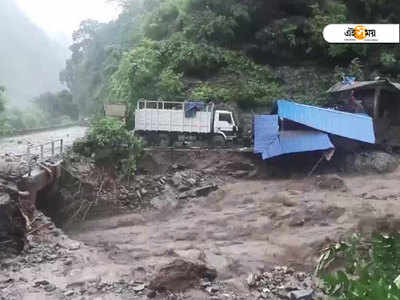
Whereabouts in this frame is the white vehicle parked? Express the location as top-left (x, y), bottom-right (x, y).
top-left (134, 100), bottom-right (238, 146)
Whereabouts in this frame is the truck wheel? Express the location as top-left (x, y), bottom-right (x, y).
top-left (158, 133), bottom-right (170, 147)
top-left (212, 135), bottom-right (226, 147)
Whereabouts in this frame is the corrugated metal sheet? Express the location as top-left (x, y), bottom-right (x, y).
top-left (277, 100), bottom-right (375, 144)
top-left (253, 115), bottom-right (281, 160)
top-left (253, 115), bottom-right (334, 160)
top-left (327, 79), bottom-right (400, 93)
top-left (279, 131), bottom-right (334, 155)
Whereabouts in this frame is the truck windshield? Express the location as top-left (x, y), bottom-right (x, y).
top-left (219, 113), bottom-right (232, 124)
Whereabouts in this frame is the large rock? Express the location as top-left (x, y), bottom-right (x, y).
top-left (0, 192), bottom-right (26, 257)
top-left (315, 175), bottom-right (346, 191)
top-left (149, 259), bottom-right (217, 292)
top-left (346, 151), bottom-right (399, 174)
top-left (178, 184), bottom-right (218, 199)
top-left (0, 158), bottom-right (30, 180)
top-left (289, 289), bottom-right (314, 300)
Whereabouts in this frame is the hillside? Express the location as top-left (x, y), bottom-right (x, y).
top-left (0, 0), bottom-right (68, 106)
top-left (61, 0), bottom-right (400, 116)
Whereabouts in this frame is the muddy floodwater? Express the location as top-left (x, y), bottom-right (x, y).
top-left (0, 126), bottom-right (87, 155)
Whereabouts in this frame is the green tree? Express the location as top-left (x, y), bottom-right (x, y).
top-left (60, 0), bottom-right (400, 117)
top-left (73, 118), bottom-right (143, 176)
top-left (34, 90), bottom-right (79, 121)
top-left (110, 39), bottom-right (165, 105)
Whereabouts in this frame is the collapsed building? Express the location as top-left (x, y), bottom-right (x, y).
top-left (327, 78), bottom-right (400, 146)
top-left (253, 100), bottom-right (376, 162)
top-left (253, 78), bottom-right (400, 161)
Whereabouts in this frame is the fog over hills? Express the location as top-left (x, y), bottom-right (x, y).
top-left (0, 0), bottom-right (69, 106)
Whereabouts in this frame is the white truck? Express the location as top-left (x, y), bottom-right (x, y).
top-left (134, 100), bottom-right (238, 146)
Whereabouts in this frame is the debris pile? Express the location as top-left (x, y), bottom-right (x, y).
top-left (0, 190), bottom-right (26, 259)
top-left (1, 212), bottom-right (74, 268)
top-left (346, 151), bottom-right (399, 174)
top-left (0, 154), bottom-right (30, 180)
top-left (29, 279), bottom-right (148, 299)
top-left (118, 166), bottom-right (218, 206)
top-left (116, 165), bottom-right (221, 209)
top-left (149, 259), bottom-right (217, 295)
top-left (61, 152), bottom-right (227, 222)
top-left (247, 267), bottom-right (320, 300)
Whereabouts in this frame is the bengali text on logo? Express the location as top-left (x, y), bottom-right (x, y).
top-left (323, 24), bottom-right (399, 43)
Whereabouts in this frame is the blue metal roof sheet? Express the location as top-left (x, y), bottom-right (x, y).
top-left (253, 115), bottom-right (281, 159)
top-left (279, 130), bottom-right (334, 155)
top-left (277, 100), bottom-right (376, 144)
top-left (253, 115), bottom-right (334, 160)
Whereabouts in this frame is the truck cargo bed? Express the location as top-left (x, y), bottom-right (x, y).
top-left (135, 100), bottom-right (214, 133)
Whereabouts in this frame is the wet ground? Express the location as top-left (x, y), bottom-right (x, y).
top-left (2, 158), bottom-right (400, 299)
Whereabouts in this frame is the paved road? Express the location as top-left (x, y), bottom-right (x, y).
top-left (0, 126), bottom-right (87, 156)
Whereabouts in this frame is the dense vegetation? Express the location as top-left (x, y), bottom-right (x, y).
top-left (0, 87), bottom-right (78, 136)
top-left (0, 0), bottom-right (71, 136)
top-left (73, 118), bottom-right (143, 177)
top-left (2, 0), bottom-right (400, 135)
top-left (60, 0), bottom-right (400, 117)
top-left (318, 233), bottom-right (400, 299)
top-left (34, 90), bottom-right (79, 122)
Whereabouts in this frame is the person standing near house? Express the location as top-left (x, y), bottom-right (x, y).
top-left (346, 90), bottom-right (366, 114)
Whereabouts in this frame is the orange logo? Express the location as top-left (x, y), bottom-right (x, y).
top-left (354, 25), bottom-right (367, 40)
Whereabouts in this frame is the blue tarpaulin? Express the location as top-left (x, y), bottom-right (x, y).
top-left (185, 102), bottom-right (205, 118)
top-left (253, 115), bottom-right (334, 160)
top-left (343, 76), bottom-right (356, 85)
top-left (277, 100), bottom-right (376, 144)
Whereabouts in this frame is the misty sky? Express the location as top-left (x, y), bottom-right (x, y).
top-left (15, 0), bottom-right (120, 36)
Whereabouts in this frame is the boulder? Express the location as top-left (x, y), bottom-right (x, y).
top-left (346, 151), bottom-right (399, 174)
top-left (170, 173), bottom-right (183, 187)
top-left (178, 184), bottom-right (218, 199)
top-left (289, 289), bottom-right (314, 300)
top-left (149, 259), bottom-right (217, 292)
top-left (222, 162), bottom-right (254, 172)
top-left (269, 192), bottom-right (297, 207)
top-left (0, 192), bottom-right (26, 257)
top-left (315, 175), bottom-right (346, 191)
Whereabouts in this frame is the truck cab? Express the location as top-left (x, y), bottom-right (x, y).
top-left (213, 110), bottom-right (238, 141)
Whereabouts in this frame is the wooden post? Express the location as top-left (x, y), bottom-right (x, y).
top-left (373, 87), bottom-right (382, 119)
top-left (60, 139), bottom-right (64, 154)
top-left (40, 145), bottom-right (44, 160)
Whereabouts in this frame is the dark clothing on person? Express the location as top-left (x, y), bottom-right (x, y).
top-left (345, 94), bottom-right (366, 114)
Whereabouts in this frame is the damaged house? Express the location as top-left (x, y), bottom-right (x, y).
top-left (254, 78), bottom-right (400, 161)
top-left (327, 78), bottom-right (400, 146)
top-left (253, 100), bottom-right (376, 162)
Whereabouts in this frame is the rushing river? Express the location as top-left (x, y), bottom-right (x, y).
top-left (0, 126), bottom-right (87, 155)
